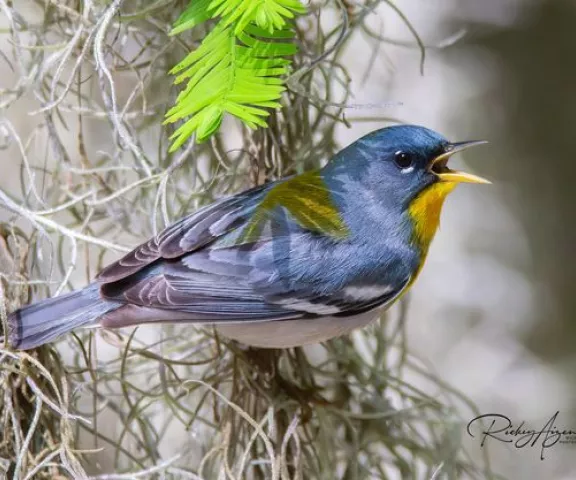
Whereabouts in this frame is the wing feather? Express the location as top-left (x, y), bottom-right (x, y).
top-left (96, 183), bottom-right (270, 283)
top-left (101, 233), bottom-right (411, 322)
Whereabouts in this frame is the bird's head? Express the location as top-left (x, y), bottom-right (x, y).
top-left (322, 125), bottom-right (489, 249)
top-left (326, 125), bottom-right (489, 203)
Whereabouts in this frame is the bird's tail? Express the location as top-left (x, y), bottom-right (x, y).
top-left (6, 283), bottom-right (121, 350)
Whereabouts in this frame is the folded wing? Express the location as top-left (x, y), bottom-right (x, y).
top-left (96, 178), bottom-right (411, 327)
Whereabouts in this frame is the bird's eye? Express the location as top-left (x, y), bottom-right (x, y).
top-left (394, 151), bottom-right (414, 172)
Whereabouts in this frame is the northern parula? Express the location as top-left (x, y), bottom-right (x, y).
top-left (7, 125), bottom-right (489, 350)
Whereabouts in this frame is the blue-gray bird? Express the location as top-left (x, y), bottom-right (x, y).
top-left (7, 125), bottom-right (489, 350)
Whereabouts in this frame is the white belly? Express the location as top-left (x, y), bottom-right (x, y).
top-left (216, 310), bottom-right (379, 348)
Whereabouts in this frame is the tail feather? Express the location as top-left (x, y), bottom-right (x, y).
top-left (7, 283), bottom-right (121, 350)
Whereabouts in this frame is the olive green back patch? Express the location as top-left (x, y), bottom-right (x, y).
top-left (235, 171), bottom-right (349, 245)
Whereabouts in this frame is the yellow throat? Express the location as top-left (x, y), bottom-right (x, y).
top-left (407, 181), bottom-right (457, 254)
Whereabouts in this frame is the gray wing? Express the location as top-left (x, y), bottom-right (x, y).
top-left (99, 221), bottom-right (411, 324)
top-left (97, 182), bottom-right (271, 283)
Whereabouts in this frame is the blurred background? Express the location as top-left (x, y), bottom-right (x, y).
top-left (335, 0), bottom-right (576, 477)
top-left (2, 0), bottom-right (576, 478)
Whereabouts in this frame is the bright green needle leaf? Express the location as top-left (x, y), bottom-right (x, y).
top-left (166, 0), bottom-right (305, 149)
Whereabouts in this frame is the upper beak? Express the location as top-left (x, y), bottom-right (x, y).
top-left (430, 140), bottom-right (491, 184)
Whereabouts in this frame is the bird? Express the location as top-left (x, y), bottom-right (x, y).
top-left (6, 125), bottom-right (489, 351)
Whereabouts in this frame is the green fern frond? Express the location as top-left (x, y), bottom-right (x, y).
top-left (166, 0), bottom-right (304, 150)
top-left (210, 0), bottom-right (306, 34)
top-left (170, 0), bottom-right (214, 35)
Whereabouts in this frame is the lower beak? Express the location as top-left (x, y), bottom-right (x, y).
top-left (437, 170), bottom-right (491, 184)
top-left (431, 140), bottom-right (491, 184)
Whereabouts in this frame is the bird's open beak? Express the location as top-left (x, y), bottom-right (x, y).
top-left (429, 140), bottom-right (491, 184)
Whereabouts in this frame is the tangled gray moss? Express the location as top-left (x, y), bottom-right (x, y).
top-left (0, 1), bottom-right (498, 479)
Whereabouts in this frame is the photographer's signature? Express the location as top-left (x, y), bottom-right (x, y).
top-left (467, 412), bottom-right (576, 460)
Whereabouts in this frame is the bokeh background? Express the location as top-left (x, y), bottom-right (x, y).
top-left (2, 0), bottom-right (576, 478)
top-left (335, 0), bottom-right (576, 477)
